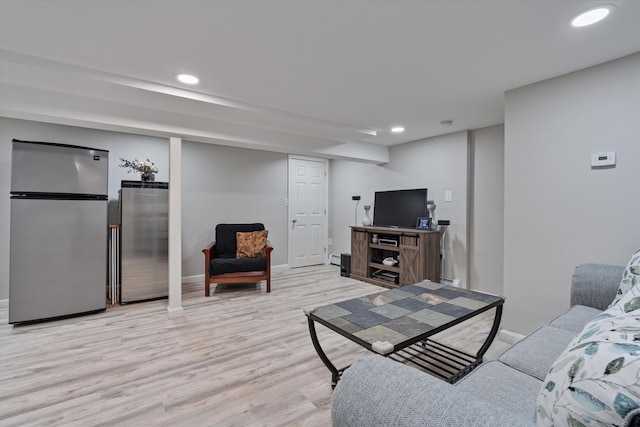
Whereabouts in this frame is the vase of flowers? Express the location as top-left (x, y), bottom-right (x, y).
top-left (119, 157), bottom-right (158, 182)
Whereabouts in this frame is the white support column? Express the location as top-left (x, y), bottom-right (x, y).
top-left (167, 136), bottom-right (184, 318)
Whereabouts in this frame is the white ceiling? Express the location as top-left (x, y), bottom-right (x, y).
top-left (1, 0), bottom-right (639, 162)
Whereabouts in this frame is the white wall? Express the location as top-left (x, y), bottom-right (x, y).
top-left (181, 141), bottom-right (288, 279)
top-left (503, 53), bottom-right (640, 335)
top-left (329, 131), bottom-right (471, 286)
top-left (0, 118), bottom-right (290, 300)
top-left (469, 125), bottom-right (504, 296)
top-left (328, 160), bottom-right (377, 257)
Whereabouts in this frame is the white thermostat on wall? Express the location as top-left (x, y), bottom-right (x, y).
top-left (591, 152), bottom-right (616, 168)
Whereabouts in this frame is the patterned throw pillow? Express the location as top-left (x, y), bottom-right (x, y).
top-left (609, 249), bottom-right (640, 308)
top-left (535, 285), bottom-right (640, 426)
top-left (236, 230), bottom-right (268, 258)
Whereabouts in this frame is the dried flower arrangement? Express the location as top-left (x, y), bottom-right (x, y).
top-left (119, 158), bottom-right (158, 174)
top-left (119, 158), bottom-right (158, 181)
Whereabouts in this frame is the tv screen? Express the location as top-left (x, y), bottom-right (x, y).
top-left (373, 188), bottom-right (428, 228)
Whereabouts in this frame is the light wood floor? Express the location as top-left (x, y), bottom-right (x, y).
top-left (0, 265), bottom-right (509, 427)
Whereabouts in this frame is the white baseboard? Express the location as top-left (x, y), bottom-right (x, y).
top-left (182, 274), bottom-right (204, 284)
top-left (272, 264), bottom-right (289, 273)
top-left (0, 299), bottom-right (7, 309)
top-left (499, 329), bottom-right (525, 345)
top-left (166, 306), bottom-right (184, 318)
top-left (328, 253), bottom-right (341, 265)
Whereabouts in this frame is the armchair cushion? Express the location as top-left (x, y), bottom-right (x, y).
top-left (210, 257), bottom-right (267, 276)
top-left (236, 230), bottom-right (268, 258)
top-left (215, 223), bottom-right (265, 258)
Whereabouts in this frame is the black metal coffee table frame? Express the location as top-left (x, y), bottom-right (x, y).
top-left (306, 284), bottom-right (504, 388)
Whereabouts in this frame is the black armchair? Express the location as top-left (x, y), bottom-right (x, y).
top-left (202, 223), bottom-right (273, 297)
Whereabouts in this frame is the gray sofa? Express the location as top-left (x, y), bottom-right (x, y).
top-left (331, 263), bottom-right (640, 426)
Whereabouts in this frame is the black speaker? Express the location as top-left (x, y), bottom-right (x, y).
top-left (340, 253), bottom-right (351, 277)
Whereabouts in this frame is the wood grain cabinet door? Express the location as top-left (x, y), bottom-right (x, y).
top-left (350, 229), bottom-right (368, 277)
top-left (398, 235), bottom-right (420, 285)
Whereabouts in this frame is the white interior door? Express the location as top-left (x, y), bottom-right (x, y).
top-left (288, 156), bottom-right (328, 268)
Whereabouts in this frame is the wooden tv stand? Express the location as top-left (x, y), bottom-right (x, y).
top-left (350, 226), bottom-right (441, 288)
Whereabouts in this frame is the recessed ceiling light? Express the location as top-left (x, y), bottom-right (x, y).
top-left (176, 74), bottom-right (199, 85)
top-left (391, 126), bottom-right (405, 133)
top-left (570, 5), bottom-right (613, 27)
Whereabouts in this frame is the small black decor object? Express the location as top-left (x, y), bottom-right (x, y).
top-left (416, 217), bottom-right (431, 230)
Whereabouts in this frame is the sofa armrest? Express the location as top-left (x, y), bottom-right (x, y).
top-left (331, 355), bottom-right (532, 427)
top-left (570, 263), bottom-right (624, 310)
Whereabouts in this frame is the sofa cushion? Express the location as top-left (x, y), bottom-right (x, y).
top-left (209, 257), bottom-right (267, 276)
top-left (609, 249), bottom-right (640, 308)
top-left (549, 305), bottom-right (602, 333)
top-left (498, 326), bottom-right (576, 380)
top-left (236, 230), bottom-right (268, 258)
top-left (536, 285), bottom-right (640, 426)
top-left (332, 355), bottom-right (533, 427)
top-left (215, 223), bottom-right (265, 258)
top-left (456, 360), bottom-right (542, 421)
top-left (571, 263), bottom-right (625, 311)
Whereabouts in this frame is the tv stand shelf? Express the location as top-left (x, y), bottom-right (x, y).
top-left (370, 243), bottom-right (400, 251)
top-left (350, 226), bottom-right (441, 288)
top-left (369, 262), bottom-right (400, 273)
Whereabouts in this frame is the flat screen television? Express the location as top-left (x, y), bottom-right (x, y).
top-left (373, 188), bottom-right (428, 228)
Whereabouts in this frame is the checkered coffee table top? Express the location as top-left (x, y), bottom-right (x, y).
top-left (309, 281), bottom-right (503, 349)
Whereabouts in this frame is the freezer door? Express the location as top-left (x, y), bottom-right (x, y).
top-left (9, 198), bottom-right (107, 323)
top-left (120, 187), bottom-right (169, 302)
top-left (11, 140), bottom-right (108, 195)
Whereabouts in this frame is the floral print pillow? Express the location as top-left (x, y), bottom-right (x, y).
top-left (609, 249), bottom-right (640, 308)
top-left (236, 230), bottom-right (268, 258)
top-left (535, 285), bottom-right (640, 426)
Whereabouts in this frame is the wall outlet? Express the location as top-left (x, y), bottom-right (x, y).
top-left (452, 279), bottom-right (461, 287)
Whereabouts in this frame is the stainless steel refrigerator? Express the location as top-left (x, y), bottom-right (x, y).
top-left (9, 140), bottom-right (108, 324)
top-left (119, 181), bottom-right (169, 303)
